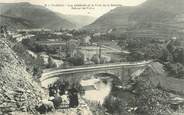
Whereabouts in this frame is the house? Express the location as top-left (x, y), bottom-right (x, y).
top-left (17, 28), bottom-right (51, 34)
top-left (48, 57), bottom-right (64, 68)
top-left (38, 52), bottom-right (49, 65)
top-left (27, 50), bottom-right (37, 59)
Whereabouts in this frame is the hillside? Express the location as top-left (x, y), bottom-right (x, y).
top-left (0, 37), bottom-right (43, 114)
top-left (84, 7), bottom-right (135, 32)
top-left (0, 2), bottom-right (76, 30)
top-left (84, 0), bottom-right (184, 36)
top-left (0, 15), bottom-right (36, 30)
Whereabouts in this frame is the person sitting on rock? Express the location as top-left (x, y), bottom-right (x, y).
top-left (58, 83), bottom-right (65, 95)
top-left (35, 99), bottom-right (55, 114)
top-left (50, 93), bottom-right (62, 109)
top-left (48, 84), bottom-right (57, 97)
top-left (61, 91), bottom-right (70, 108)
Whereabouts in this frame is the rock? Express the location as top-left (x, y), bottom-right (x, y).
top-left (0, 37), bottom-right (43, 114)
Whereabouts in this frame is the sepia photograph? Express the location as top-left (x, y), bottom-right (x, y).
top-left (0, 0), bottom-right (184, 115)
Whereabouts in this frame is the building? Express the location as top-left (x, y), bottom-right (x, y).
top-left (17, 28), bottom-right (51, 34)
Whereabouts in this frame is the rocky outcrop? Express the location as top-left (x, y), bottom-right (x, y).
top-left (0, 37), bottom-right (43, 114)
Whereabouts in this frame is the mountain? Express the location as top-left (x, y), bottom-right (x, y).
top-left (56, 13), bottom-right (96, 28)
top-left (0, 2), bottom-right (76, 30)
top-left (84, 0), bottom-right (184, 36)
top-left (84, 7), bottom-right (135, 32)
top-left (0, 15), bottom-right (36, 30)
top-left (129, 0), bottom-right (184, 24)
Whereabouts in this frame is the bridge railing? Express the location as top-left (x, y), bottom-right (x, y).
top-left (43, 60), bottom-right (153, 73)
top-left (40, 60), bottom-right (153, 80)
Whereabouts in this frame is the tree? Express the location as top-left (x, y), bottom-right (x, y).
top-left (22, 39), bottom-right (41, 52)
top-left (143, 44), bottom-right (163, 60)
top-left (103, 95), bottom-right (130, 115)
top-left (61, 33), bottom-right (73, 57)
top-left (173, 48), bottom-right (184, 64)
top-left (67, 50), bottom-right (84, 66)
top-left (91, 54), bottom-right (101, 64)
top-left (164, 63), bottom-right (184, 78)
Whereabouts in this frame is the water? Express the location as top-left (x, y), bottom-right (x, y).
top-left (80, 77), bottom-right (112, 104)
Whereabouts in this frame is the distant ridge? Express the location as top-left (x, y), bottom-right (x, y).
top-left (84, 0), bottom-right (184, 38)
top-left (56, 12), bottom-right (96, 28)
top-left (0, 2), bottom-right (76, 30)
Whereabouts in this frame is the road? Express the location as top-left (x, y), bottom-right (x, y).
top-left (35, 41), bottom-right (130, 53)
top-left (40, 60), bottom-right (152, 82)
top-left (35, 41), bottom-right (66, 46)
top-left (92, 43), bottom-right (130, 54)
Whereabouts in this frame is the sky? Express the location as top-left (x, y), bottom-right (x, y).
top-left (0, 0), bottom-right (147, 17)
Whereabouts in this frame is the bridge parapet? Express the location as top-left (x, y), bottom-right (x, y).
top-left (40, 60), bottom-right (153, 82)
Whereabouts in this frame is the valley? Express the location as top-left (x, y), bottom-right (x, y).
top-left (0, 0), bottom-right (184, 115)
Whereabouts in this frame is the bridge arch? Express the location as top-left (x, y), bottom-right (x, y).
top-left (94, 72), bottom-right (121, 80)
top-left (40, 61), bottom-right (152, 88)
top-left (94, 73), bottom-right (122, 85)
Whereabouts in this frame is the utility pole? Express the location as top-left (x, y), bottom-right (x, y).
top-left (99, 43), bottom-right (102, 59)
top-left (59, 45), bottom-right (62, 59)
top-left (59, 35), bottom-right (62, 59)
top-left (98, 34), bottom-right (102, 59)
top-left (65, 37), bottom-right (69, 57)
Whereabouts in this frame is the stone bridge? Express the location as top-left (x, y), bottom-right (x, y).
top-left (40, 60), bottom-right (152, 87)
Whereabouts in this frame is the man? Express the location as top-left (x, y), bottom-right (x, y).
top-left (51, 93), bottom-right (62, 109)
top-left (69, 86), bottom-right (79, 108)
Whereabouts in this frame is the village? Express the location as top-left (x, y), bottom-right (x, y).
top-left (0, 0), bottom-right (184, 115)
top-left (0, 26), bottom-right (129, 114)
top-left (1, 22), bottom-right (184, 115)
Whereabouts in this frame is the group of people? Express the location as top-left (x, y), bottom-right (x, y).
top-left (36, 81), bottom-right (80, 114)
top-left (48, 82), bottom-right (79, 108)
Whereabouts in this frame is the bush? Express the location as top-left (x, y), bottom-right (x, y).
top-left (103, 95), bottom-right (128, 114)
top-left (134, 70), bottom-right (171, 115)
top-left (68, 56), bottom-right (84, 66)
top-left (67, 50), bottom-right (84, 66)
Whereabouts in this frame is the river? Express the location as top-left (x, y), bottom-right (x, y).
top-left (80, 77), bottom-right (113, 104)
